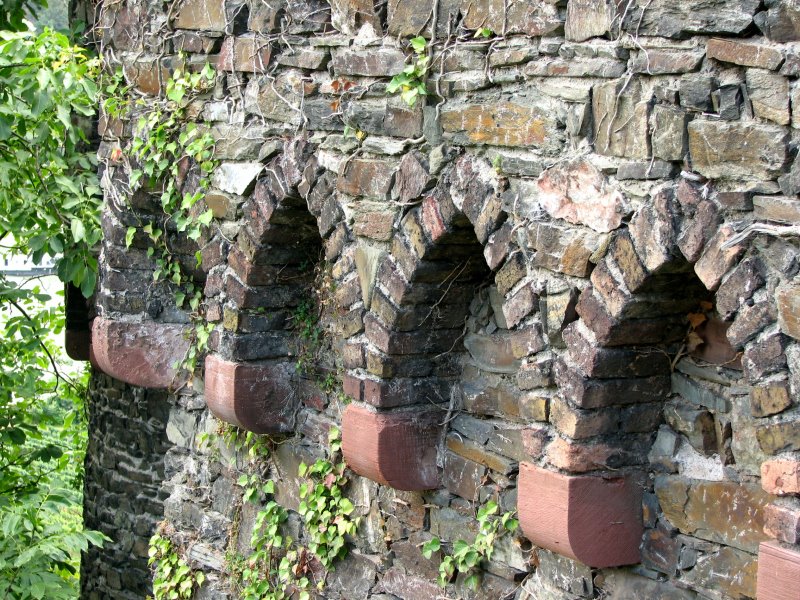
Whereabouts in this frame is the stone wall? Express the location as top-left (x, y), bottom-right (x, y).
top-left (83, 0), bottom-right (800, 598)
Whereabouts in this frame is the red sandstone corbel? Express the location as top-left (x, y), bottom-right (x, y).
top-left (204, 354), bottom-right (296, 434)
top-left (517, 462), bottom-right (643, 568)
top-left (342, 403), bottom-right (442, 491)
top-left (91, 317), bottom-right (191, 389)
top-left (757, 541), bottom-right (800, 600)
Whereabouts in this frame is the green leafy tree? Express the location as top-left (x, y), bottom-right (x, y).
top-left (0, 20), bottom-right (107, 600)
top-left (0, 25), bottom-right (102, 297)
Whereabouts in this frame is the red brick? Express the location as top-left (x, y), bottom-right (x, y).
top-left (342, 404), bottom-right (441, 490)
top-left (518, 463), bottom-right (643, 567)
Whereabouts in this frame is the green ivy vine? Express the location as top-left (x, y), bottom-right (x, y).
top-left (423, 500), bottom-right (518, 589)
top-left (148, 533), bottom-right (205, 600)
top-left (106, 64), bottom-right (218, 372)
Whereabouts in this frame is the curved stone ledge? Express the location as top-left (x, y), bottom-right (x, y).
top-left (204, 354), bottom-right (296, 434)
top-left (757, 541), bottom-right (800, 600)
top-left (91, 317), bottom-right (191, 389)
top-left (518, 462), bottom-right (643, 568)
top-left (342, 403), bottom-right (441, 491)
top-left (65, 329), bottom-right (91, 362)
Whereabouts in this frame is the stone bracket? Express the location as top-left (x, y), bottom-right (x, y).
top-left (204, 354), bottom-right (297, 434)
top-left (518, 462), bottom-right (643, 568)
top-left (757, 541), bottom-right (800, 600)
top-left (342, 403), bottom-right (442, 491)
top-left (91, 317), bottom-right (191, 389)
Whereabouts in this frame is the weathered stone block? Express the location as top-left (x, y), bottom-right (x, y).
top-left (337, 158), bottom-right (396, 199)
top-left (462, 0), bottom-right (562, 37)
top-left (441, 102), bottom-right (563, 152)
top-left (762, 460), bottom-right (800, 496)
top-left (91, 318), bottom-right (191, 389)
top-left (764, 503), bottom-right (800, 544)
top-left (651, 105), bottom-right (690, 162)
top-left (756, 0), bottom-right (800, 42)
top-left (747, 69), bottom-right (791, 125)
top-left (518, 463), bottom-right (643, 567)
top-left (778, 283), bottom-right (800, 341)
top-left (688, 120), bottom-right (788, 180)
top-left (655, 476), bottom-right (770, 553)
top-left (342, 404), bottom-right (441, 490)
top-left (751, 384), bottom-right (793, 418)
top-left (331, 48), bottom-right (406, 77)
top-left (593, 78), bottom-right (650, 159)
top-left (565, 0), bottom-right (618, 42)
top-left (707, 37), bottom-right (784, 70)
top-left (629, 0), bottom-right (760, 39)
top-left (174, 0), bottom-right (227, 31)
top-left (527, 221), bottom-right (604, 277)
top-left (218, 35), bottom-right (272, 73)
top-left (555, 361), bottom-right (671, 409)
top-left (537, 158), bottom-right (626, 233)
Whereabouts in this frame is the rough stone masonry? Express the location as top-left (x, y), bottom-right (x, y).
top-left (80, 0), bottom-right (800, 598)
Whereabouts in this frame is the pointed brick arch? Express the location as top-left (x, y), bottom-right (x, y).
top-left (342, 154), bottom-right (510, 490)
top-left (518, 178), bottom-right (773, 568)
top-left (204, 137), bottom-right (341, 434)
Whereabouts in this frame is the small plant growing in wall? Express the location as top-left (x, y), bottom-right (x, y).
top-left (297, 426), bottom-right (358, 571)
top-left (148, 532), bottom-right (205, 599)
top-left (423, 500), bottom-right (518, 589)
top-left (387, 36), bottom-right (429, 107)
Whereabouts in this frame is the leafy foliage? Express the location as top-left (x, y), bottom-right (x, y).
top-left (227, 427), bottom-right (358, 600)
top-left (0, 19), bottom-right (108, 599)
top-left (387, 36), bottom-right (429, 107)
top-left (148, 533), bottom-right (205, 600)
top-left (0, 277), bottom-right (107, 598)
top-left (297, 427), bottom-right (358, 571)
top-left (0, 26), bottom-right (102, 297)
top-left (423, 500), bottom-right (518, 589)
top-left (111, 65), bottom-right (217, 371)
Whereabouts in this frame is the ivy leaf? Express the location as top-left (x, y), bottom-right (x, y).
top-left (409, 36), bottom-right (426, 53)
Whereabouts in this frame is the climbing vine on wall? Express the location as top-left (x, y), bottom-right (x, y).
top-left (107, 64), bottom-right (217, 372)
top-left (224, 426), bottom-right (358, 600)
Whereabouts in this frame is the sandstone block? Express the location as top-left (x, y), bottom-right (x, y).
top-left (337, 158), bottom-right (396, 199)
top-left (91, 318), bottom-right (191, 389)
top-left (757, 541), bottom-right (800, 600)
top-left (694, 225), bottom-right (745, 291)
top-left (204, 355), bottom-right (296, 433)
top-left (518, 463), bottom-right (643, 567)
top-left (342, 404), bottom-right (441, 490)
